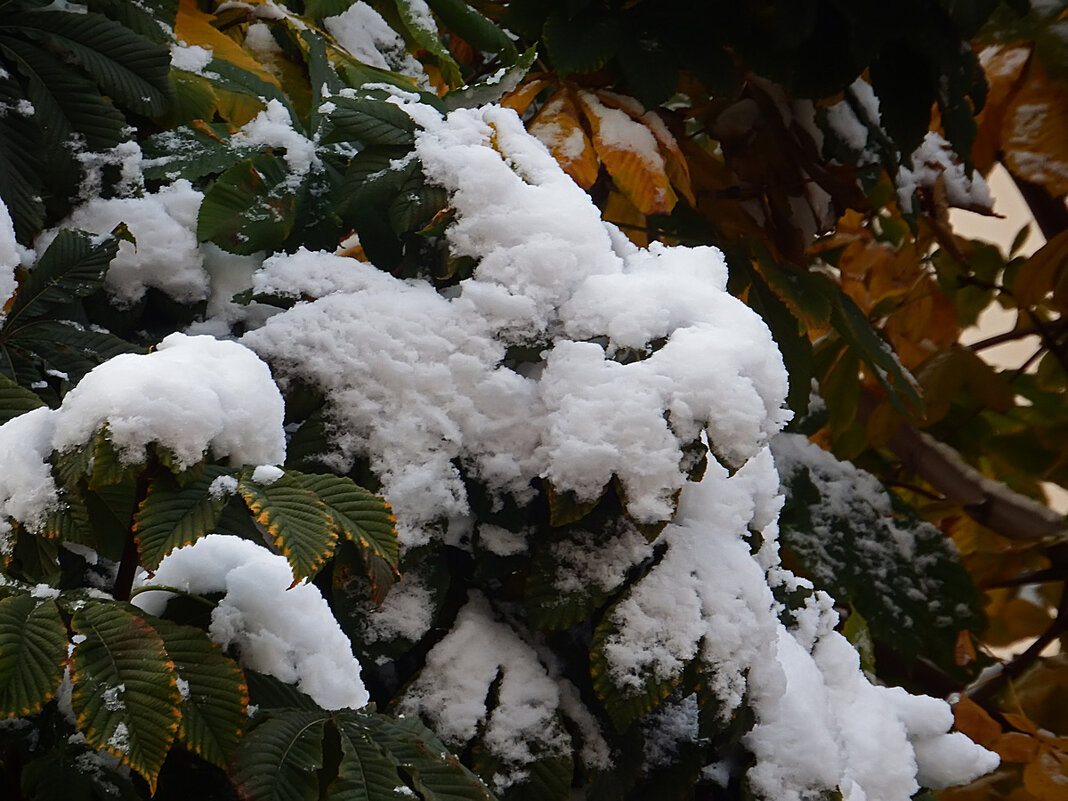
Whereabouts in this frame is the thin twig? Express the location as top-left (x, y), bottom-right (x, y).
top-left (968, 582), bottom-right (1068, 704)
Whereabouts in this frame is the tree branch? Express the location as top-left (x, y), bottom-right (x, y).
top-left (877, 407), bottom-right (1067, 542)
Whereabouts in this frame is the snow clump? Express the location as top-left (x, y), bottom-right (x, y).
top-left (0, 334), bottom-right (285, 551)
top-left (133, 534), bottom-right (369, 710)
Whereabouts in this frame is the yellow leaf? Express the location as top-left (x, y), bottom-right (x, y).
top-left (1002, 59), bottom-right (1068, 198)
top-left (501, 76), bottom-right (552, 116)
top-left (174, 0), bottom-right (281, 91)
top-left (529, 89), bottom-right (600, 189)
top-left (594, 90), bottom-right (695, 206)
top-left (577, 90), bottom-right (677, 215)
top-left (602, 190), bottom-right (647, 247)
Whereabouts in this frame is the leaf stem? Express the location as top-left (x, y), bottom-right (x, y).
top-left (112, 468), bottom-right (156, 602)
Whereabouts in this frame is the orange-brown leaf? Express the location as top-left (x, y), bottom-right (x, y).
top-left (1002, 58), bottom-right (1068, 198)
top-left (577, 91), bottom-right (677, 215)
top-left (953, 695), bottom-right (1003, 748)
top-left (997, 731), bottom-right (1041, 763)
top-left (1023, 744), bottom-right (1068, 801)
top-left (602, 190), bottom-right (647, 247)
top-left (529, 89), bottom-right (600, 189)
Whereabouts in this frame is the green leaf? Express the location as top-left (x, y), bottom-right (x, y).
top-left (142, 122), bottom-right (243, 183)
top-left (19, 732), bottom-right (141, 801)
top-left (5, 228), bottom-right (116, 325)
top-left (231, 709), bottom-right (328, 801)
top-left (590, 600), bottom-right (684, 731)
top-left (293, 472), bottom-right (399, 602)
top-left (0, 32), bottom-right (126, 151)
top-left (0, 594), bottom-right (67, 718)
top-left (442, 46), bottom-right (536, 110)
top-left (197, 153), bottom-right (299, 255)
top-left (88, 425), bottom-right (139, 490)
top-left (42, 490), bottom-right (94, 547)
top-left (151, 618), bottom-right (248, 771)
top-left (393, 0), bottom-right (462, 87)
top-left (327, 714), bottom-right (411, 800)
top-left (820, 279), bottom-right (923, 415)
top-left (23, 10), bottom-right (172, 117)
top-left (774, 433), bottom-right (984, 677)
top-left (361, 712), bottom-right (498, 801)
top-left (304, 0), bottom-right (354, 18)
top-left (0, 371), bottom-right (44, 425)
top-left (0, 76), bottom-right (45, 243)
top-left (86, 0), bottom-right (178, 45)
top-left (425, 0), bottom-right (517, 62)
top-left (0, 319), bottom-right (137, 392)
top-left (133, 466), bottom-right (234, 571)
top-left (238, 469), bottom-right (336, 581)
top-left (325, 96), bottom-right (415, 147)
top-left (70, 602), bottom-right (181, 790)
top-left (542, 7), bottom-right (623, 75)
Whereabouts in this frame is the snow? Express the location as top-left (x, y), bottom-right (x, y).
top-left (0, 199), bottom-right (20, 320)
top-left (324, 2), bottom-right (424, 78)
top-left (35, 180), bottom-right (209, 307)
top-left (208, 474), bottom-right (239, 499)
top-left (244, 105), bottom-right (789, 544)
top-left (898, 132), bottom-right (993, 214)
top-left (133, 534), bottom-right (369, 710)
top-left (397, 592), bottom-right (570, 791)
top-left (170, 42), bottom-right (213, 75)
top-left (50, 333), bottom-right (285, 469)
top-left (234, 100), bottom-right (319, 188)
top-left (250, 464), bottom-right (284, 485)
top-left (360, 572), bottom-right (433, 644)
top-left (0, 408), bottom-right (60, 550)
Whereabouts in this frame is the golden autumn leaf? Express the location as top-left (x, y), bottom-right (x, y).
top-left (501, 76), bottom-right (553, 116)
top-left (174, 0), bottom-right (281, 90)
top-left (529, 89), bottom-right (600, 189)
top-left (577, 90), bottom-right (678, 215)
top-left (602, 190), bottom-right (647, 247)
top-left (1002, 59), bottom-right (1068, 199)
top-left (595, 90), bottom-right (696, 206)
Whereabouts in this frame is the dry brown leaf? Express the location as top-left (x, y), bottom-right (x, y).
top-left (954, 695), bottom-right (1003, 748)
top-left (997, 732), bottom-right (1041, 763)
